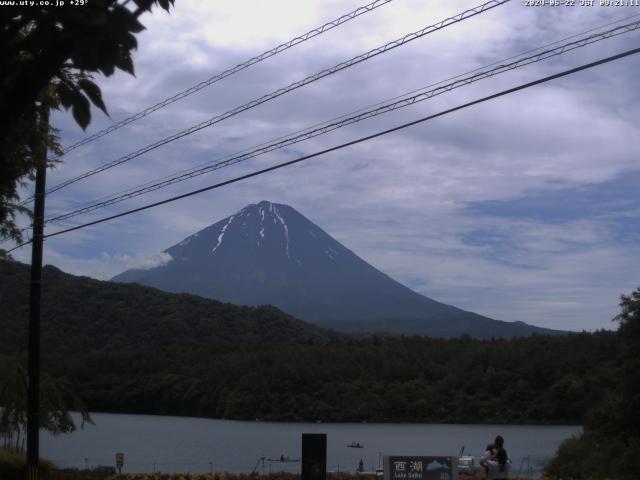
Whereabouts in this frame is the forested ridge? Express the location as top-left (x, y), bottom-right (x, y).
top-left (2, 258), bottom-right (638, 477)
top-left (0, 259), bottom-right (623, 424)
top-left (32, 331), bottom-right (619, 424)
top-left (0, 260), bottom-right (337, 355)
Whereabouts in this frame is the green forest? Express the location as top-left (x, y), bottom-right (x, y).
top-left (1, 327), bottom-right (637, 478)
top-left (34, 332), bottom-right (618, 425)
top-left (1, 258), bottom-right (639, 478)
top-left (0, 260), bottom-right (337, 357)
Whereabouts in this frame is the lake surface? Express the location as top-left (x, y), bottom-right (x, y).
top-left (42, 413), bottom-right (580, 477)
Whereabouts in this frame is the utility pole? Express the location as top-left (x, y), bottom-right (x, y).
top-left (26, 106), bottom-right (48, 480)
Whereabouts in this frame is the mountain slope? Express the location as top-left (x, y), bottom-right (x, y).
top-left (0, 259), bottom-right (337, 355)
top-left (113, 201), bottom-right (560, 338)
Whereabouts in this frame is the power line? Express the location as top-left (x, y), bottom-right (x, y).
top-left (5, 45), bottom-right (635, 253)
top-left (43, 19), bottom-right (640, 225)
top-left (37, 12), bottom-right (640, 218)
top-left (56, 0), bottom-right (394, 157)
top-left (50, 12), bottom-right (640, 217)
top-left (33, 0), bottom-right (510, 201)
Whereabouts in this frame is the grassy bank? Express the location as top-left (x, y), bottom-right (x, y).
top-left (0, 452), bottom-right (578, 480)
top-left (0, 449), bottom-right (55, 480)
top-left (0, 466), bottom-right (381, 480)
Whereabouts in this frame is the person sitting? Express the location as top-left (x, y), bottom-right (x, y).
top-left (479, 442), bottom-right (495, 476)
top-left (486, 435), bottom-right (511, 480)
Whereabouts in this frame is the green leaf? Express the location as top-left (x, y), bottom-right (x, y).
top-left (113, 5), bottom-right (146, 33)
top-left (133, 0), bottom-right (155, 12)
top-left (115, 53), bottom-right (135, 76)
top-left (124, 12), bottom-right (145, 34)
top-left (55, 83), bottom-right (75, 110)
top-left (71, 92), bottom-right (91, 130)
top-left (97, 49), bottom-right (117, 76)
top-left (78, 78), bottom-right (108, 116)
top-left (90, 11), bottom-right (108, 27)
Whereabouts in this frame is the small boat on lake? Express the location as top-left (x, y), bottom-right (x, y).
top-left (347, 441), bottom-right (364, 448)
top-left (267, 455), bottom-right (300, 463)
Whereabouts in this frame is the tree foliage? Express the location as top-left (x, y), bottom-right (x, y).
top-left (0, 361), bottom-right (92, 453)
top-left (0, 0), bottom-right (175, 244)
top-left (0, 259), bottom-right (625, 426)
top-left (32, 331), bottom-right (619, 425)
top-left (0, 260), bottom-right (336, 356)
top-left (546, 287), bottom-right (640, 480)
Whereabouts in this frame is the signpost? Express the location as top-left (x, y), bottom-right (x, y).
top-left (383, 456), bottom-right (456, 480)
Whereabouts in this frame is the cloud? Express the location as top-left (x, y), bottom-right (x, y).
top-left (129, 251), bottom-right (174, 270)
top-left (7, 0), bottom-right (639, 332)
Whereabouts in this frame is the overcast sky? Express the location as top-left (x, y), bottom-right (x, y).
top-left (6, 0), bottom-right (640, 331)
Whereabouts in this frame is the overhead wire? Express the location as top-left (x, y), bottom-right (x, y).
top-left (55, 0), bottom-right (395, 157)
top-left (42, 18), bottom-right (640, 225)
top-left (51, 12), bottom-right (640, 215)
top-left (31, 0), bottom-right (511, 201)
top-left (12, 11), bottom-right (640, 238)
top-left (8, 45), bottom-right (638, 253)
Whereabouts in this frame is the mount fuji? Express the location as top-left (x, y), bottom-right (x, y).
top-left (112, 201), bottom-right (559, 338)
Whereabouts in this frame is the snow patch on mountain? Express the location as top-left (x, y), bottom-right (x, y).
top-left (273, 206), bottom-right (290, 259)
top-left (212, 215), bottom-right (235, 254)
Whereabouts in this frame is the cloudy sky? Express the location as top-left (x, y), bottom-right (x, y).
top-left (6, 0), bottom-right (640, 331)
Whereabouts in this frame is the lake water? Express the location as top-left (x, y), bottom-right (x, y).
top-left (42, 413), bottom-right (581, 477)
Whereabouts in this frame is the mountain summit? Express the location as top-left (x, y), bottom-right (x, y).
top-left (112, 201), bottom-right (558, 338)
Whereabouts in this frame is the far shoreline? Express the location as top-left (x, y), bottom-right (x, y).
top-left (69, 410), bottom-right (584, 428)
